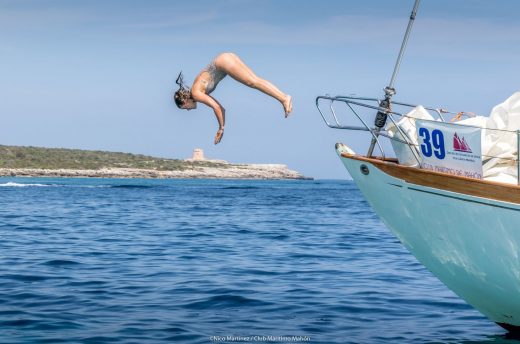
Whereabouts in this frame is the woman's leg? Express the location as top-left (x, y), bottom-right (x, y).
top-left (216, 53), bottom-right (292, 115)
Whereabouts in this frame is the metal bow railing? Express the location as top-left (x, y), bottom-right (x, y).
top-left (316, 94), bottom-right (520, 185)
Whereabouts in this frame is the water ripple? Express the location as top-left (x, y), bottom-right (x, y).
top-left (0, 178), bottom-right (508, 343)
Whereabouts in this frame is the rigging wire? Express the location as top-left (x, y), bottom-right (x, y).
top-left (367, 0), bottom-right (421, 157)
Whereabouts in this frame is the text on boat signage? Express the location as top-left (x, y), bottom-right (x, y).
top-left (415, 120), bottom-right (482, 179)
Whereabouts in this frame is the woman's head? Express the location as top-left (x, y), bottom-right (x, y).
top-left (174, 72), bottom-right (197, 110)
top-left (174, 88), bottom-right (196, 109)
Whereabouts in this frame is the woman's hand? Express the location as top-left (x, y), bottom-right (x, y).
top-left (214, 128), bottom-right (224, 145)
top-left (190, 90), bottom-right (226, 145)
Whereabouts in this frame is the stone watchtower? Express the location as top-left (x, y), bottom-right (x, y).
top-left (192, 148), bottom-right (205, 161)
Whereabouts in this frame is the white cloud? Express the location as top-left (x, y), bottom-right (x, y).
top-left (142, 13), bottom-right (520, 54)
top-left (150, 15), bottom-right (405, 46)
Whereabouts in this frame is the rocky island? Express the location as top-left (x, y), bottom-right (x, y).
top-left (0, 145), bottom-right (311, 180)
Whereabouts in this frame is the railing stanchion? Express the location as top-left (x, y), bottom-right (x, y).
top-left (516, 130), bottom-right (520, 185)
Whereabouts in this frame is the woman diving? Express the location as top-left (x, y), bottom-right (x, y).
top-left (174, 52), bottom-right (292, 144)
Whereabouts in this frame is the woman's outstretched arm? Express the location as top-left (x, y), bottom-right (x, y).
top-left (191, 91), bottom-right (226, 144)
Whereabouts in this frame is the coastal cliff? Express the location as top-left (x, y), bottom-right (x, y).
top-left (0, 145), bottom-right (310, 180)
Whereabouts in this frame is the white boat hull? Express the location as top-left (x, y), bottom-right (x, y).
top-left (337, 144), bottom-right (520, 329)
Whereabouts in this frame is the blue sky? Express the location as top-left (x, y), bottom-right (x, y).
top-left (1, 0), bottom-right (520, 179)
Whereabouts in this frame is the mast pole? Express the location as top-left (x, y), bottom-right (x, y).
top-left (367, 0), bottom-right (421, 157)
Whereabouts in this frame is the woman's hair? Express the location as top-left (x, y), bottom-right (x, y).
top-left (174, 72), bottom-right (191, 108)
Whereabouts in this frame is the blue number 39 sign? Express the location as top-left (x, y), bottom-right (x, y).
top-left (418, 127), bottom-right (446, 159)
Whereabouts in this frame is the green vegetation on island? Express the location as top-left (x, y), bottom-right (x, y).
top-left (0, 145), bottom-right (228, 171)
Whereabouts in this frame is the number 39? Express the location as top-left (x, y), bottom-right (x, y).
top-left (418, 128), bottom-right (445, 159)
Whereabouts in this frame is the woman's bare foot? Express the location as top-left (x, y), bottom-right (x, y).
top-left (283, 95), bottom-right (292, 118)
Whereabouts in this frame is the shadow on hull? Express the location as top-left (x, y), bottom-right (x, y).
top-left (498, 323), bottom-right (520, 337)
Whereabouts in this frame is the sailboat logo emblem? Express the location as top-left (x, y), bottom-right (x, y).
top-left (453, 132), bottom-right (472, 153)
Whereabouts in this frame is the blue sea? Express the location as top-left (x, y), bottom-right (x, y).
top-left (0, 178), bottom-right (514, 343)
